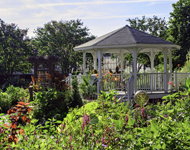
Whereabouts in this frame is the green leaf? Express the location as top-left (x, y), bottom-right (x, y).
top-left (128, 117), bottom-right (135, 126)
top-left (111, 119), bottom-right (124, 130)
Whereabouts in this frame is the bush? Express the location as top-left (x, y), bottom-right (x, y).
top-left (0, 92), bottom-right (11, 113)
top-left (65, 76), bottom-right (83, 109)
top-left (5, 85), bottom-right (29, 106)
top-left (32, 88), bottom-right (68, 125)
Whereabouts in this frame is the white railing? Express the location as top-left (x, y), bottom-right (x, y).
top-left (136, 72), bottom-right (165, 91)
top-left (127, 72), bottom-right (134, 100)
top-left (172, 71), bottom-right (190, 91)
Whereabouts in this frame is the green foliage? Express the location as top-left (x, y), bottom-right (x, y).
top-left (1, 86), bottom-right (190, 149)
top-left (5, 85), bottom-right (29, 106)
top-left (168, 0), bottom-right (190, 69)
top-left (0, 19), bottom-right (33, 82)
top-left (32, 88), bottom-right (68, 125)
top-left (79, 72), bottom-right (97, 100)
top-left (32, 19), bottom-right (95, 75)
top-left (179, 51), bottom-right (190, 73)
top-left (0, 92), bottom-right (11, 113)
top-left (65, 76), bottom-right (83, 110)
top-left (0, 85), bottom-right (29, 113)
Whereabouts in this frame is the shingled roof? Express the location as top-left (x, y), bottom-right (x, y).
top-left (74, 25), bottom-right (179, 51)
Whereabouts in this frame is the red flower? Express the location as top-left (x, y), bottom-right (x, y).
top-left (178, 64), bottom-right (180, 67)
top-left (168, 82), bottom-right (172, 85)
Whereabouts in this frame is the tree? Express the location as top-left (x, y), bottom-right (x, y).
top-left (32, 19), bottom-right (95, 75)
top-left (168, 0), bottom-right (190, 68)
top-left (126, 16), bottom-right (169, 71)
top-left (0, 19), bottom-right (33, 82)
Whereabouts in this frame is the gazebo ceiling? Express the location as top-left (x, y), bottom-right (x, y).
top-left (74, 25), bottom-right (180, 53)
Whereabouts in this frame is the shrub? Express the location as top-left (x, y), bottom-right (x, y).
top-left (5, 85), bottom-right (30, 106)
top-left (79, 72), bottom-right (97, 100)
top-left (0, 92), bottom-right (11, 113)
top-left (65, 76), bottom-right (83, 110)
top-left (32, 88), bottom-right (68, 125)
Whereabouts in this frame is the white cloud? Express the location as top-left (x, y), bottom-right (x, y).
top-left (22, 0), bottom-right (177, 9)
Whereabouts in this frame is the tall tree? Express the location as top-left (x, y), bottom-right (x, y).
top-left (168, 0), bottom-right (190, 68)
top-left (126, 16), bottom-right (169, 71)
top-left (32, 19), bottom-right (95, 75)
top-left (0, 19), bottom-right (33, 82)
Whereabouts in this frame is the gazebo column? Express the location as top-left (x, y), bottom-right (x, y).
top-left (149, 50), bottom-right (156, 90)
top-left (132, 49), bottom-right (138, 93)
top-left (97, 50), bottom-right (102, 94)
top-left (83, 52), bottom-right (86, 75)
top-left (163, 49), bottom-right (168, 93)
top-left (168, 49), bottom-right (172, 91)
top-left (92, 52), bottom-right (97, 70)
top-left (120, 50), bottom-right (124, 90)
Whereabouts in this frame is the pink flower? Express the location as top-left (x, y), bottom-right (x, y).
top-left (70, 135), bottom-right (72, 143)
top-left (141, 107), bottom-right (145, 119)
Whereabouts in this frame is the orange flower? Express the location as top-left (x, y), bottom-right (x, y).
top-left (107, 61), bottom-right (109, 63)
top-left (178, 64), bottom-right (180, 67)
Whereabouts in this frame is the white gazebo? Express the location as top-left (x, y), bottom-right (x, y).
top-left (74, 25), bottom-right (180, 99)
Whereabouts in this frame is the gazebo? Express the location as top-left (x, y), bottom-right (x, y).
top-left (74, 25), bottom-right (180, 99)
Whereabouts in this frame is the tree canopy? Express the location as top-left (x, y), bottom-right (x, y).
top-left (32, 19), bottom-right (95, 75)
top-left (0, 19), bottom-right (33, 81)
top-left (168, 0), bottom-right (190, 68)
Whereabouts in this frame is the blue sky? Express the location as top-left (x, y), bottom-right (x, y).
top-left (0, 0), bottom-right (179, 38)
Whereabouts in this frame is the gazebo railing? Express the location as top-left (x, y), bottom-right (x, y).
top-left (136, 73), bottom-right (165, 91)
top-left (172, 72), bottom-right (190, 90)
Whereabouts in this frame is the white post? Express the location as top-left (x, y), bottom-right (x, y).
top-left (97, 50), bottom-right (102, 94)
top-left (83, 52), bottom-right (86, 75)
top-left (132, 49), bottom-right (138, 93)
top-left (120, 50), bottom-right (124, 91)
top-left (163, 49), bottom-right (168, 93)
top-left (92, 52), bottom-right (97, 70)
top-left (174, 71), bottom-right (178, 91)
top-left (150, 50), bottom-right (155, 91)
top-left (168, 49), bottom-right (172, 92)
top-left (158, 71), bottom-right (161, 90)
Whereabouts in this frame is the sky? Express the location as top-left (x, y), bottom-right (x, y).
top-left (0, 0), bottom-right (179, 38)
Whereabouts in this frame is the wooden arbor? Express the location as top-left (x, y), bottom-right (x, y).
top-left (27, 56), bottom-right (60, 88)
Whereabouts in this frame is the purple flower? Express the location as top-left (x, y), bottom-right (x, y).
top-left (102, 144), bottom-right (107, 147)
top-left (147, 114), bottom-right (151, 119)
top-left (34, 130), bottom-right (36, 135)
top-left (164, 115), bottom-right (168, 118)
top-left (56, 137), bottom-right (59, 144)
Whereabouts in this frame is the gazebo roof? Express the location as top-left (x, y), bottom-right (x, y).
top-left (74, 25), bottom-right (180, 52)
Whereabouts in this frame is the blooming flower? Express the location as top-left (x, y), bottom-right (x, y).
top-left (168, 82), bottom-right (172, 85)
top-left (102, 144), bottom-right (107, 147)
